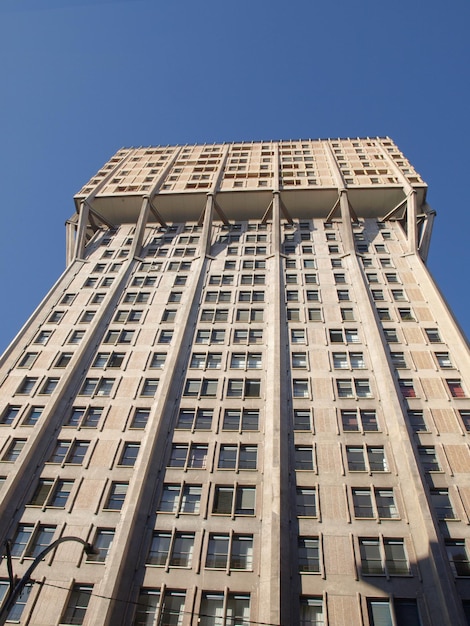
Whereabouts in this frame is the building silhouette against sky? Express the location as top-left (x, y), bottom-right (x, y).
top-left (0, 138), bottom-right (469, 625)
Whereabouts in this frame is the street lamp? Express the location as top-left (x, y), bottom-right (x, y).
top-left (0, 536), bottom-right (96, 625)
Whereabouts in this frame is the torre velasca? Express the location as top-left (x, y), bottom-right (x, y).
top-left (0, 138), bottom-right (469, 626)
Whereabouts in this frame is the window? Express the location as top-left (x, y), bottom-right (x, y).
top-left (118, 443), bottom-right (140, 466)
top-left (40, 377), bottom-right (60, 395)
top-left (79, 378), bottom-right (114, 397)
top-left (291, 329), bottom-right (306, 344)
top-left (418, 446), bottom-right (440, 471)
top-left (399, 379), bottom-right (416, 398)
top-left (34, 330), bottom-right (52, 345)
top-left (10, 523), bottom-right (54, 558)
top-left (392, 289), bottom-right (406, 302)
top-left (367, 273), bottom-right (379, 283)
top-left (140, 378), bottom-right (159, 397)
top-left (300, 597), bottom-right (324, 626)
top-left (222, 409), bottom-right (259, 431)
top-left (176, 409), bottom-right (213, 430)
top-left (447, 379), bottom-right (465, 398)
top-left (352, 488), bottom-right (398, 519)
top-left (199, 593), bottom-right (250, 626)
top-left (183, 378), bottom-right (218, 398)
top-left (0, 405), bottom-right (20, 426)
top-left (226, 378), bottom-right (260, 398)
top-left (128, 408), bottom-right (150, 429)
top-left (334, 273), bottom-right (346, 284)
top-left (336, 378), bottom-right (371, 398)
top-left (92, 352), bottom-right (125, 368)
top-left (435, 352), bottom-right (452, 368)
top-left (0, 583), bottom-right (31, 623)
top-left (233, 328), bottom-right (262, 344)
top-left (16, 377), bottom-right (37, 395)
top-left (66, 407), bottom-right (102, 428)
top-left (236, 307), bottom-right (263, 322)
top-left (398, 307), bottom-right (415, 321)
top-left (80, 310), bottom-right (96, 323)
top-left (87, 529), bottom-right (114, 563)
top-left (28, 478), bottom-right (74, 508)
top-left (431, 488), bottom-right (456, 520)
top-left (147, 531), bottom-right (194, 568)
top-left (298, 537), bottom-right (320, 573)
top-left (383, 329), bottom-right (399, 343)
top-left (218, 444), bottom-right (257, 470)
top-left (61, 293), bottom-right (75, 305)
top-left (308, 308), bottom-right (322, 321)
top-left (307, 289), bottom-right (320, 301)
top-left (293, 379), bottom-right (310, 398)
top-left (341, 409), bottom-right (378, 432)
top-left (49, 440), bottom-right (89, 465)
top-left (2, 439), bottom-right (26, 462)
top-left (359, 537), bottom-right (408, 575)
top-left (205, 534), bottom-right (253, 570)
top-left (459, 410), bottom-right (470, 431)
top-left (337, 289), bottom-right (349, 301)
top-left (55, 352), bottom-right (73, 368)
top-left (341, 307), bottom-right (355, 321)
top-left (446, 539), bottom-right (470, 576)
top-left (17, 352), bottom-right (39, 368)
top-left (287, 308), bottom-right (301, 321)
top-left (229, 352), bottom-right (261, 369)
top-left (425, 328), bottom-right (441, 343)
top-left (333, 352), bottom-right (365, 369)
top-left (407, 410), bottom-right (427, 432)
top-left (60, 584), bottom-right (93, 625)
top-left (292, 352), bottom-right (307, 368)
top-left (296, 488), bottom-right (317, 517)
top-left (293, 409), bottom-right (312, 431)
top-left (200, 308), bottom-right (229, 322)
top-left (377, 307), bottom-right (391, 321)
top-left (390, 352), bottom-right (407, 368)
top-left (346, 446), bottom-right (387, 472)
top-left (212, 485), bottom-right (256, 515)
top-left (367, 599), bottom-right (422, 626)
top-left (124, 291), bottom-right (150, 304)
top-left (68, 330), bottom-right (85, 344)
top-left (295, 446), bottom-right (314, 471)
top-left (158, 483), bottom-right (202, 515)
top-left (196, 329), bottom-right (225, 344)
top-left (157, 330), bottom-right (173, 344)
top-left (104, 482), bottom-right (128, 511)
top-left (104, 329), bottom-right (135, 344)
top-left (21, 406), bottom-right (43, 426)
top-left (168, 444), bottom-right (208, 470)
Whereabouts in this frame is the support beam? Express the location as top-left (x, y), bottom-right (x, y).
top-left (418, 204), bottom-right (436, 263)
top-left (73, 201), bottom-right (90, 260)
top-left (407, 189), bottom-right (418, 253)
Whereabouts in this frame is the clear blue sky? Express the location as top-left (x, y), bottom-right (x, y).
top-left (1, 0), bottom-right (469, 352)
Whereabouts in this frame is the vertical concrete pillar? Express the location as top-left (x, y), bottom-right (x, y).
top-left (407, 189), bottom-right (418, 253)
top-left (259, 189), bottom-right (288, 626)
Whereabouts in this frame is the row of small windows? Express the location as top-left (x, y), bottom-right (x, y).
top-left (0, 581), bottom-right (438, 626)
top-left (3, 404), bottom-right (470, 441)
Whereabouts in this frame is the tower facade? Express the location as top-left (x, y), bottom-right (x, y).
top-left (0, 138), bottom-right (469, 626)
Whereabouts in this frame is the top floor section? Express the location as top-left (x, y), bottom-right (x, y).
top-left (73, 138), bottom-right (428, 225)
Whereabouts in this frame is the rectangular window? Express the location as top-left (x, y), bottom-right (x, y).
top-left (118, 443), bottom-right (140, 467)
top-left (212, 485), bottom-right (256, 516)
top-left (104, 482), bottom-right (128, 510)
top-left (2, 439), bottom-right (26, 462)
top-left (431, 488), bottom-right (456, 520)
top-left (425, 328), bottom-right (441, 343)
top-left (408, 410), bottom-right (427, 432)
top-left (140, 378), bottom-right (159, 397)
top-left (296, 488), bottom-right (317, 517)
top-left (295, 446), bottom-right (314, 471)
top-left (300, 597), bottom-right (324, 626)
top-left (298, 537), bottom-right (320, 573)
top-left (0, 406), bottom-right (21, 426)
top-left (447, 379), bottom-right (466, 398)
top-left (87, 529), bottom-right (115, 563)
top-left (60, 584), bottom-right (93, 625)
top-left (222, 409), bottom-right (259, 432)
top-left (445, 539), bottom-right (470, 576)
top-left (359, 537), bottom-right (408, 575)
top-left (199, 593), bottom-right (250, 626)
top-left (418, 446), bottom-right (440, 471)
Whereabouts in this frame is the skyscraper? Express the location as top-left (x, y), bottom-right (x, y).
top-left (0, 138), bottom-right (469, 626)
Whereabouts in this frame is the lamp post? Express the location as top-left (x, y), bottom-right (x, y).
top-left (0, 536), bottom-right (96, 625)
